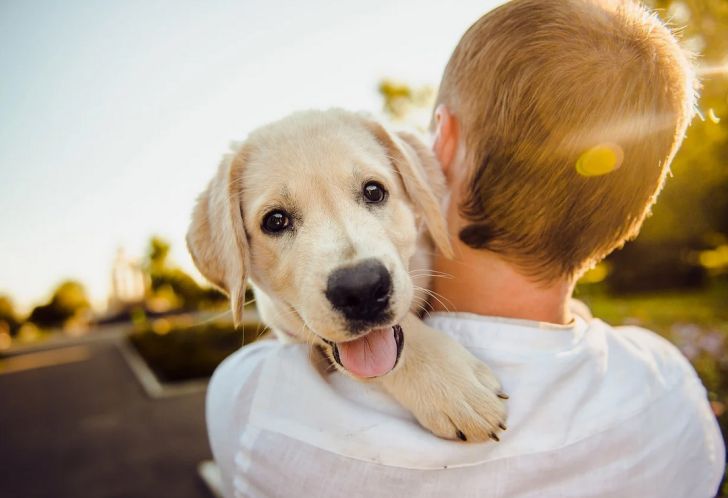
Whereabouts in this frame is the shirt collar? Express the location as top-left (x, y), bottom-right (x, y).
top-left (425, 311), bottom-right (589, 354)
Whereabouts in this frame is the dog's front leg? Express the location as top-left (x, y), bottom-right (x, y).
top-left (377, 313), bottom-right (508, 442)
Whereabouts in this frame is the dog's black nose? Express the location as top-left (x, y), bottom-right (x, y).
top-left (325, 259), bottom-right (392, 324)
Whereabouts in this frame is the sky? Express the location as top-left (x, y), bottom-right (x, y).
top-left (0, 0), bottom-right (501, 312)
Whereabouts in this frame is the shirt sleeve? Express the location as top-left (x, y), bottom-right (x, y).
top-left (206, 341), bottom-right (273, 498)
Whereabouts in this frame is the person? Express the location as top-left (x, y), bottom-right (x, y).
top-left (206, 1), bottom-right (725, 496)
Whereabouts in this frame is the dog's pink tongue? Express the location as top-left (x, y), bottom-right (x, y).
top-left (338, 327), bottom-right (397, 378)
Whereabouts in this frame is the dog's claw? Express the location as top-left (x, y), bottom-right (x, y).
top-left (497, 391), bottom-right (509, 400)
top-left (490, 432), bottom-right (500, 442)
top-left (456, 430), bottom-right (467, 441)
top-left (499, 422), bottom-right (507, 431)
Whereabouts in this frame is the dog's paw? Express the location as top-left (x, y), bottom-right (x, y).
top-left (379, 315), bottom-right (508, 443)
top-left (412, 356), bottom-right (508, 443)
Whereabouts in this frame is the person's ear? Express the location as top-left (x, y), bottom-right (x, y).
top-left (432, 104), bottom-right (459, 181)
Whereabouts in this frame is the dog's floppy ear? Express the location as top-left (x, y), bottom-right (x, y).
top-left (186, 148), bottom-right (250, 326)
top-left (364, 121), bottom-right (454, 259)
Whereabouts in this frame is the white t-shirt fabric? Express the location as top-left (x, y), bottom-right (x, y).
top-left (206, 312), bottom-right (725, 498)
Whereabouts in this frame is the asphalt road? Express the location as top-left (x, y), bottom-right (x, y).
top-left (0, 340), bottom-right (214, 498)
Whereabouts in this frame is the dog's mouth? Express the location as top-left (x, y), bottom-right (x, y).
top-left (323, 325), bottom-right (404, 378)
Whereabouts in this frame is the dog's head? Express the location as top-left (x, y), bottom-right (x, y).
top-left (187, 109), bottom-right (451, 377)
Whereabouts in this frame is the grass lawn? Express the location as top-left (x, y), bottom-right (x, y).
top-left (576, 281), bottom-right (728, 337)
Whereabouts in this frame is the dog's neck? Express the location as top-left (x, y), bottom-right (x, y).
top-left (431, 245), bottom-right (575, 325)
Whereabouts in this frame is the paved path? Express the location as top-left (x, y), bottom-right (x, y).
top-left (0, 339), bottom-right (213, 498)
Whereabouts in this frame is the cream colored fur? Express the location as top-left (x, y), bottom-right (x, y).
top-left (187, 109), bottom-right (506, 442)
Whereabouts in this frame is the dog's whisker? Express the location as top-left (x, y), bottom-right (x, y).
top-left (254, 321), bottom-right (269, 341)
top-left (415, 285), bottom-right (455, 313)
top-left (411, 300), bottom-right (433, 320)
top-left (409, 268), bottom-right (453, 276)
top-left (408, 266), bottom-right (455, 275)
top-left (411, 294), bottom-right (430, 305)
top-left (427, 294), bottom-right (452, 313)
top-left (411, 290), bottom-right (436, 317)
top-left (408, 271), bottom-right (455, 280)
top-left (421, 287), bottom-right (455, 308)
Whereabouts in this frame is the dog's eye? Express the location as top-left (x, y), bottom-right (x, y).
top-left (362, 181), bottom-right (387, 204)
top-left (262, 210), bottom-right (291, 234)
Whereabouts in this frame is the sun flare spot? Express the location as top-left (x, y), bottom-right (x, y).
top-left (708, 108), bottom-right (721, 124)
top-left (697, 63), bottom-right (728, 77)
top-left (576, 143), bottom-right (624, 177)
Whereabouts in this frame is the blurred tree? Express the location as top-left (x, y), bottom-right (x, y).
top-left (378, 79), bottom-right (435, 130)
top-left (148, 236), bottom-right (173, 274)
top-left (28, 281), bottom-right (91, 329)
top-left (144, 236), bottom-right (226, 312)
top-left (0, 294), bottom-right (21, 336)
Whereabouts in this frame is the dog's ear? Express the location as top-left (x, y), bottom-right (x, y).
top-left (186, 148), bottom-right (250, 326)
top-left (364, 121), bottom-right (454, 259)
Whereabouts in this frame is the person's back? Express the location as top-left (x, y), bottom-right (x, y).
top-left (208, 309), bottom-right (724, 497)
top-left (206, 0), bottom-right (726, 496)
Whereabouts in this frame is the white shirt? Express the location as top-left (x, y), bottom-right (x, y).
top-left (207, 312), bottom-right (725, 498)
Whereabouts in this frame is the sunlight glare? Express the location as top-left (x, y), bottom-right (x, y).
top-left (707, 108), bottom-right (721, 124)
top-left (697, 63), bottom-right (728, 77)
top-left (576, 143), bottom-right (623, 177)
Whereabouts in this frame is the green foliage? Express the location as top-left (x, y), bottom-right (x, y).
top-left (148, 236), bottom-right (171, 270)
top-left (28, 280), bottom-right (90, 329)
top-left (144, 236), bottom-right (227, 311)
top-left (605, 241), bottom-right (707, 293)
top-left (378, 79), bottom-right (435, 128)
top-left (577, 280), bottom-right (728, 334)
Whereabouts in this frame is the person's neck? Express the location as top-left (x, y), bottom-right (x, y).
top-left (431, 244), bottom-right (575, 325)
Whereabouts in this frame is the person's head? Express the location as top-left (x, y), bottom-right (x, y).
top-left (432, 0), bottom-right (697, 282)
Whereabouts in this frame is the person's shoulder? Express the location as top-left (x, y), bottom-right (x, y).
top-left (212, 339), bottom-right (279, 378)
top-left (595, 319), bottom-right (699, 383)
top-left (210, 340), bottom-right (269, 392)
top-left (597, 320), bottom-right (725, 490)
top-left (589, 319), bottom-right (716, 430)
top-left (206, 339), bottom-right (317, 478)
top-left (209, 339), bottom-right (312, 400)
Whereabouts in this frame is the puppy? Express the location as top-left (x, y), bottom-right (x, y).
top-left (187, 109), bottom-right (507, 442)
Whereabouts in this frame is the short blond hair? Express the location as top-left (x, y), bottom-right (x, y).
top-left (436, 0), bottom-right (696, 279)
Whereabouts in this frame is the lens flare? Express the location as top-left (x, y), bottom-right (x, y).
top-left (708, 108), bottom-right (721, 124)
top-left (576, 143), bottom-right (624, 177)
top-left (697, 63), bottom-right (728, 77)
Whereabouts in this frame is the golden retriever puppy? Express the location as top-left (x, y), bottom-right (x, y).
top-left (187, 109), bottom-right (507, 442)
